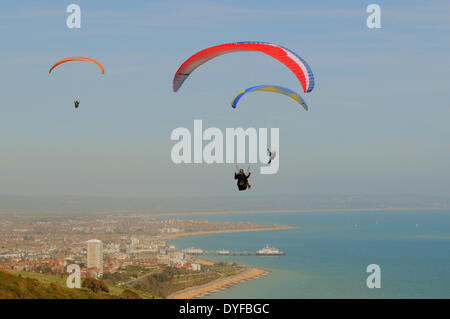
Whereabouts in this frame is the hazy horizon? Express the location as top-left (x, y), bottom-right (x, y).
top-left (1, 193), bottom-right (449, 215)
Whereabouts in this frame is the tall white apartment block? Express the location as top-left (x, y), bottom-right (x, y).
top-left (87, 239), bottom-right (103, 277)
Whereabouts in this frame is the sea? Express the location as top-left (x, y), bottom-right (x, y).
top-left (167, 210), bottom-right (450, 298)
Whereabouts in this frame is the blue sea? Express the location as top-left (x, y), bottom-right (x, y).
top-left (167, 210), bottom-right (450, 298)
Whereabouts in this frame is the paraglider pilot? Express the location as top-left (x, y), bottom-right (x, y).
top-left (235, 168), bottom-right (251, 191)
top-left (267, 148), bottom-right (275, 164)
top-left (74, 100), bottom-right (80, 108)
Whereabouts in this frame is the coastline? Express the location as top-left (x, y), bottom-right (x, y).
top-left (156, 225), bottom-right (295, 240)
top-left (168, 267), bottom-right (268, 299)
top-left (161, 225), bottom-right (289, 298)
top-left (3, 207), bottom-right (448, 218)
top-left (150, 207), bottom-right (450, 217)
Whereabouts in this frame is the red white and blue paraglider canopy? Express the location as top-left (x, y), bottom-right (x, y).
top-left (172, 41), bottom-right (314, 94)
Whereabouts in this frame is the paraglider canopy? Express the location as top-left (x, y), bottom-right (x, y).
top-left (232, 85), bottom-right (308, 111)
top-left (49, 57), bottom-right (104, 74)
top-left (173, 41), bottom-right (314, 93)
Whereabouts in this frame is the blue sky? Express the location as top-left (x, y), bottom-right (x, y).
top-left (0, 0), bottom-right (449, 200)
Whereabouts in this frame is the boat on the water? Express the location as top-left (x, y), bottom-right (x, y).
top-left (256, 244), bottom-right (286, 255)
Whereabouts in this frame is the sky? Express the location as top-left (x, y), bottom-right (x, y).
top-left (0, 0), bottom-right (449, 204)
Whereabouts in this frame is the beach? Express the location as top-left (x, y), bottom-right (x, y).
top-left (168, 267), bottom-right (268, 299)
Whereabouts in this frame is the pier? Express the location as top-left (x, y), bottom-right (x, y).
top-left (182, 248), bottom-right (285, 256)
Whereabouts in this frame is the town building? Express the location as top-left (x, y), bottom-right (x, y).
top-left (87, 239), bottom-right (103, 278)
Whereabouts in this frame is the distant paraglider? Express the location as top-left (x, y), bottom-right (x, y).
top-left (231, 85), bottom-right (308, 111)
top-left (49, 57), bottom-right (104, 109)
top-left (267, 148), bottom-right (276, 164)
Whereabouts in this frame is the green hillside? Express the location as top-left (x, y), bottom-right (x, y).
top-left (0, 271), bottom-right (155, 299)
top-left (0, 270), bottom-right (115, 299)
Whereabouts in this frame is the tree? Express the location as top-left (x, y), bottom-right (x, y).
top-left (82, 278), bottom-right (109, 293)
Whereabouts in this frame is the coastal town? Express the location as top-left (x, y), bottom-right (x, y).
top-left (0, 213), bottom-right (290, 298)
